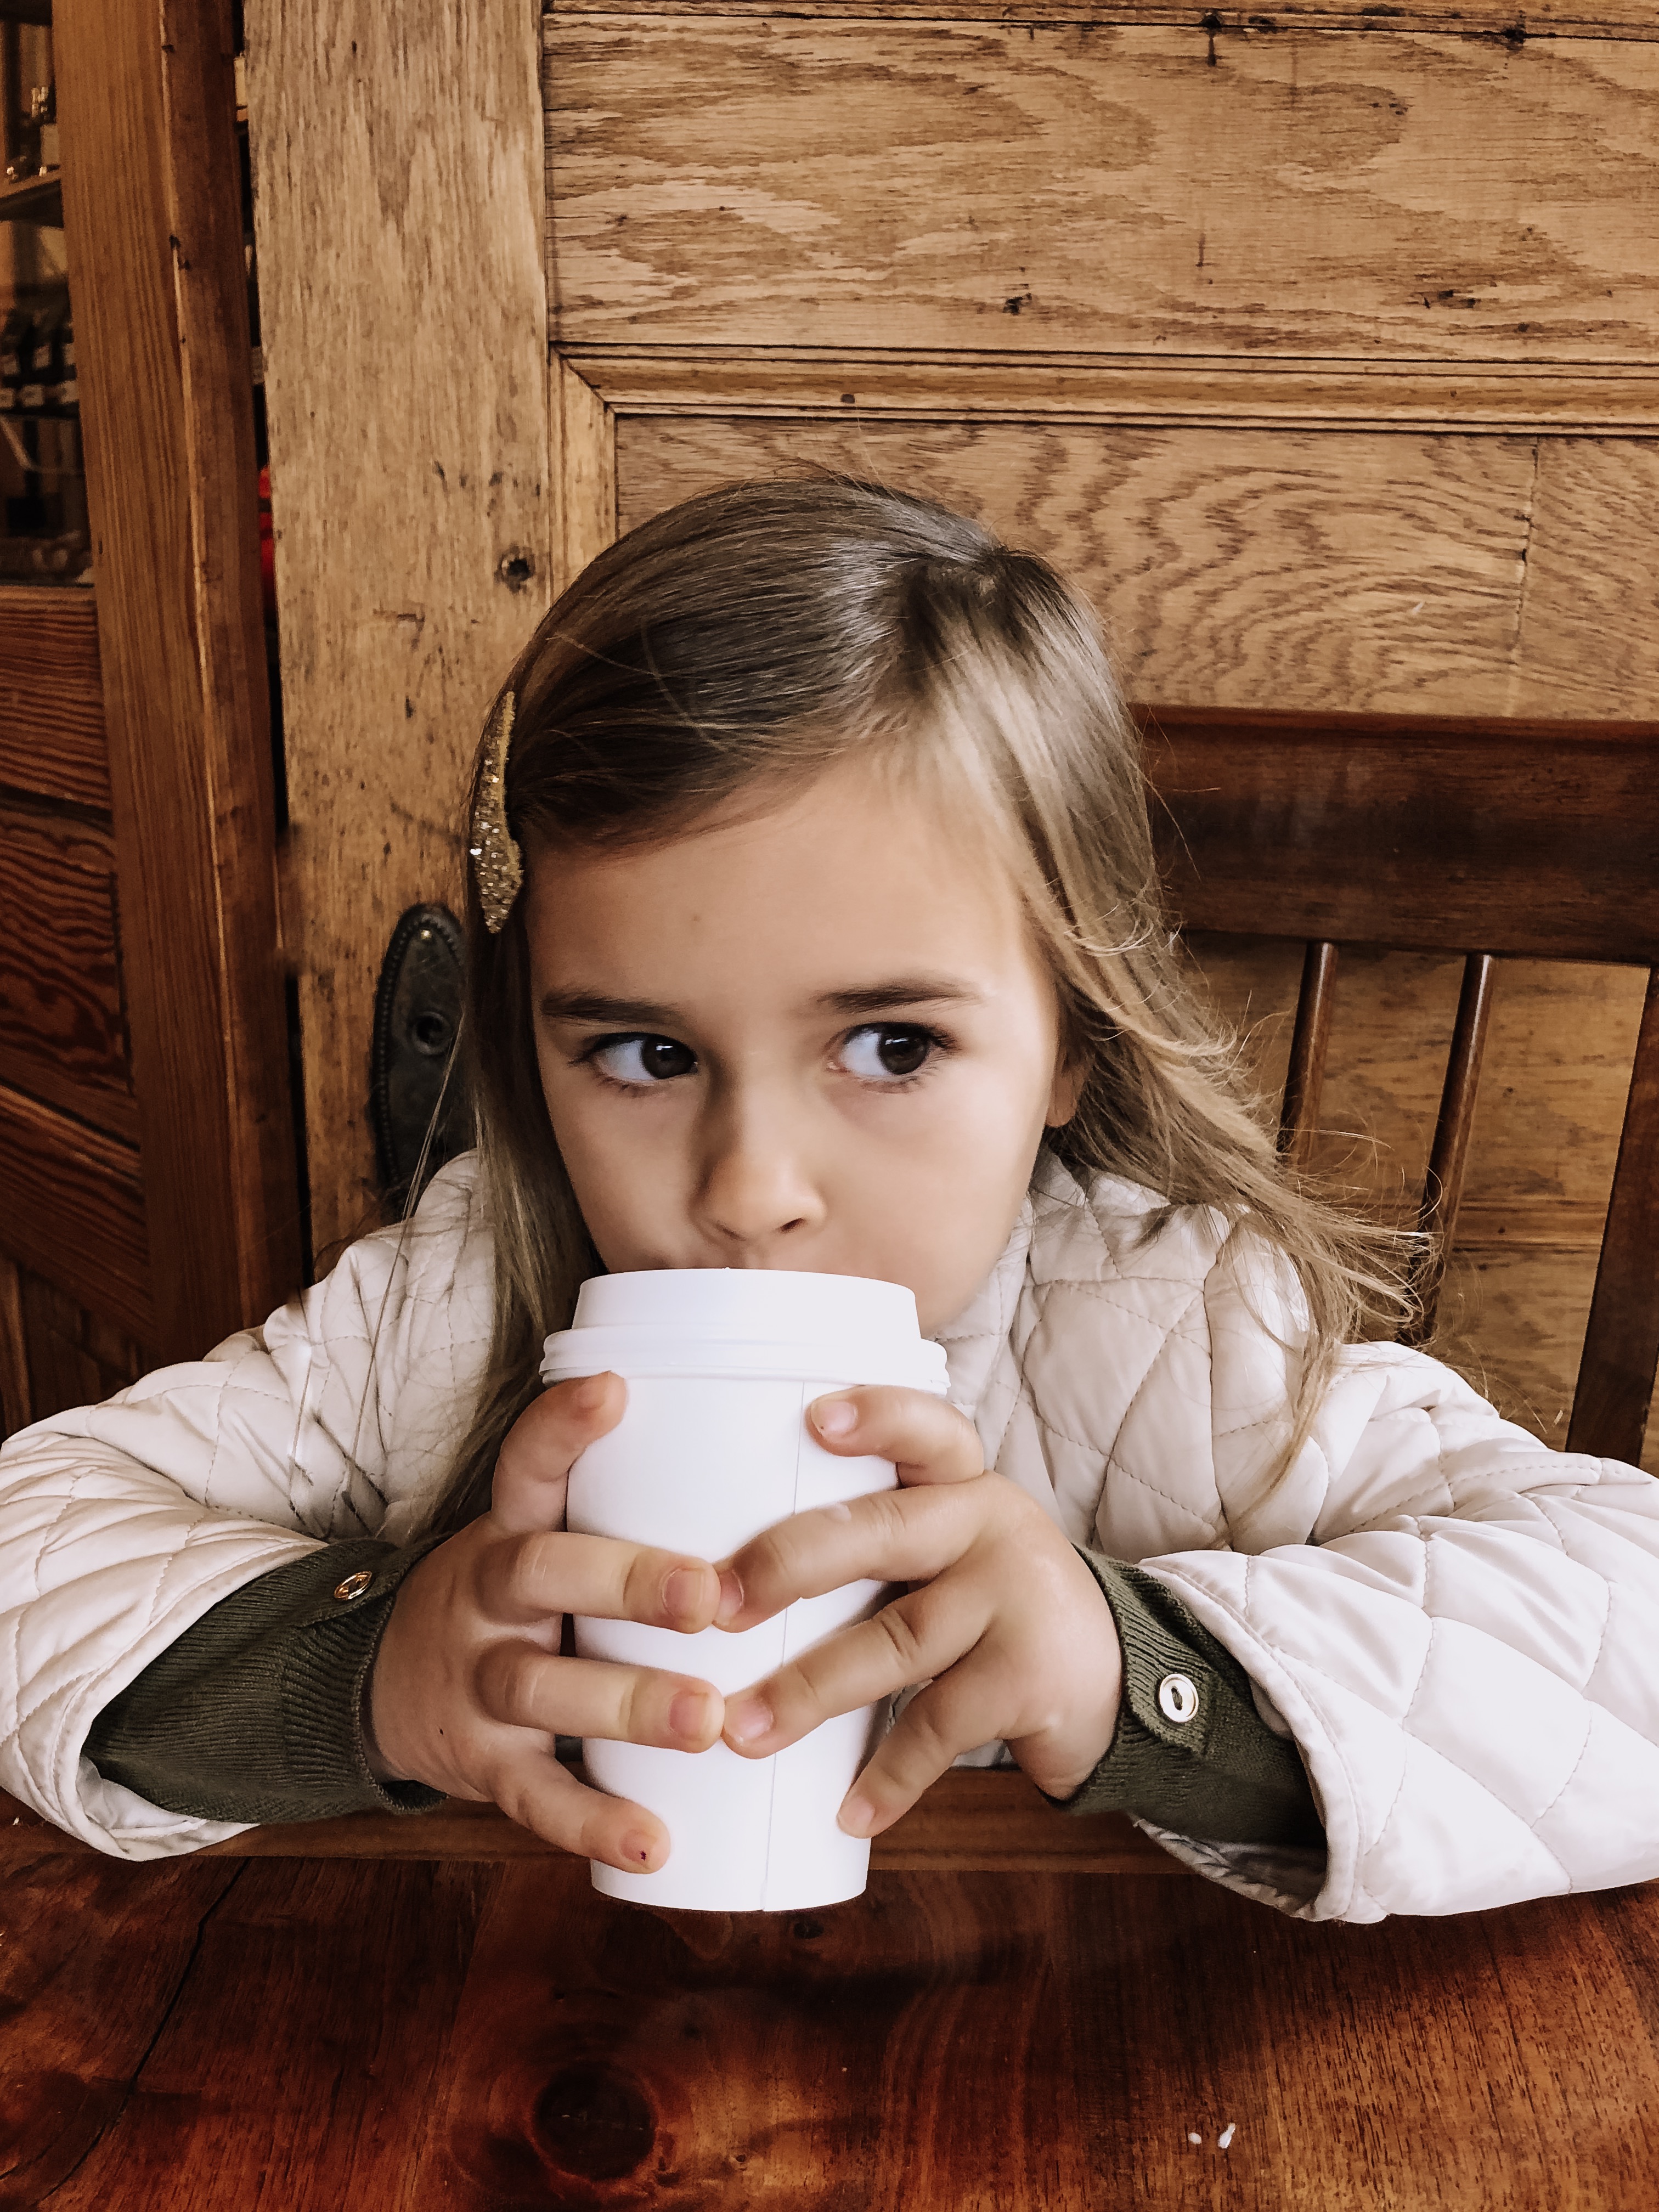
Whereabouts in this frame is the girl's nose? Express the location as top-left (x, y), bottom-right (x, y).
top-left (694, 1098), bottom-right (826, 1254)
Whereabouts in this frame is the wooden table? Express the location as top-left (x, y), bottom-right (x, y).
top-left (4, 1772), bottom-right (1658, 2209)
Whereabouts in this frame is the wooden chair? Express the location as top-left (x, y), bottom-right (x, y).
top-left (7, 707), bottom-right (1652, 1883)
top-left (1140, 707), bottom-right (1659, 1470)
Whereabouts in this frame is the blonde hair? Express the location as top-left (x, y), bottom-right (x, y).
top-left (426, 477), bottom-right (1411, 1534)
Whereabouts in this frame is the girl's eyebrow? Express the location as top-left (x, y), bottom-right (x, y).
top-left (817, 979), bottom-right (986, 1015)
top-left (539, 989), bottom-right (682, 1028)
top-left (539, 979), bottom-right (986, 1027)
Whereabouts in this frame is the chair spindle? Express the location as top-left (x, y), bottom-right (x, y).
top-left (1567, 966), bottom-right (1659, 1466)
top-left (1401, 952), bottom-right (1497, 1348)
top-left (1278, 940), bottom-right (1340, 1174)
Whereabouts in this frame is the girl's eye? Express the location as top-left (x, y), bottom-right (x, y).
top-left (589, 1034), bottom-right (697, 1087)
top-left (838, 1025), bottom-right (939, 1084)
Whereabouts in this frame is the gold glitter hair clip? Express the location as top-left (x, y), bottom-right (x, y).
top-left (469, 692), bottom-right (524, 935)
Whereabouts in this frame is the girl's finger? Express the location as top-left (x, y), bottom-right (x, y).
top-left (476, 1645), bottom-right (725, 1752)
top-left (806, 1385), bottom-right (984, 1487)
top-left (484, 1529), bottom-right (722, 1634)
top-left (721, 1573), bottom-right (991, 1757)
top-left (487, 1743), bottom-right (676, 1874)
top-left (488, 1372), bottom-right (628, 1536)
top-left (715, 1475), bottom-right (1003, 1630)
top-left (835, 1648), bottom-right (1015, 1839)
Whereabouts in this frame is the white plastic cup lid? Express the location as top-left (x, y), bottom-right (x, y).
top-left (540, 1267), bottom-right (949, 1392)
top-left (572, 1267), bottom-right (922, 1338)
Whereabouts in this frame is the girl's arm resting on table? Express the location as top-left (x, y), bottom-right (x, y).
top-left (75, 1531), bottom-right (1322, 1843)
top-left (0, 1158), bottom-right (490, 1858)
top-left (1126, 1252), bottom-right (1659, 1922)
top-left (0, 1426), bottom-right (331, 1855)
top-left (1058, 1551), bottom-right (1322, 1848)
top-left (76, 1376), bottom-right (743, 1876)
top-left (84, 1538), bottom-right (447, 1824)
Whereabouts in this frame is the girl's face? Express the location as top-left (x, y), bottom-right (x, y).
top-left (524, 760), bottom-right (1080, 1334)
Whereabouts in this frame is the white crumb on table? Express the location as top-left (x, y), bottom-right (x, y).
top-left (1187, 2132), bottom-right (1201, 2145)
top-left (1218, 2123), bottom-right (1237, 2150)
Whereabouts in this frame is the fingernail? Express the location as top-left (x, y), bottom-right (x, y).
top-left (715, 1569), bottom-right (744, 1627)
top-left (571, 1374), bottom-right (608, 1414)
top-left (725, 1697), bottom-right (773, 1746)
top-left (812, 1396), bottom-right (857, 1438)
top-left (620, 1829), bottom-right (659, 1869)
top-left (669, 1689), bottom-right (710, 1741)
top-left (663, 1566), bottom-right (704, 1623)
top-left (838, 1793), bottom-right (876, 1838)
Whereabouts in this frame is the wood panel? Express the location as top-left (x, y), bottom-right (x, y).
top-left (0, 1249), bottom-right (26, 1437)
top-left (546, 1), bottom-right (1659, 32)
top-left (0, 582), bottom-right (110, 810)
top-left (569, 347), bottom-right (1659, 434)
top-left (616, 416), bottom-right (1541, 715)
top-left (0, 1083), bottom-right (153, 1342)
top-left (247, 0), bottom-right (555, 1261)
top-left (12, 1267), bottom-right (148, 1431)
top-left (616, 416), bottom-right (1659, 713)
top-left (547, 21), bottom-right (1659, 362)
top-left (0, 1264), bottom-right (148, 1440)
top-left (56, 0), bottom-right (300, 1357)
top-left (0, 804), bottom-right (134, 1140)
top-left (553, 353), bottom-right (617, 597)
top-left (1514, 439), bottom-right (1659, 715)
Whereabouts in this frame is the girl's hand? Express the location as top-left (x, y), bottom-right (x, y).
top-left (713, 1388), bottom-right (1123, 1837)
top-left (367, 1373), bottom-right (725, 1872)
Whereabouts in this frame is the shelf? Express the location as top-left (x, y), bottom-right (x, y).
top-left (0, 170), bottom-right (62, 227)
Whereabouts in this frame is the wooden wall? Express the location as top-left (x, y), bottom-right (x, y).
top-left (245, 0), bottom-right (554, 1267)
top-left (3, 2), bottom-right (301, 1435)
top-left (0, 586), bottom-right (151, 1432)
top-left (253, 1), bottom-right (1658, 1466)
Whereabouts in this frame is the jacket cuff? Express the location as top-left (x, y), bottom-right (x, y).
top-left (84, 1537), bottom-right (450, 1825)
top-left (1054, 1549), bottom-right (1324, 1849)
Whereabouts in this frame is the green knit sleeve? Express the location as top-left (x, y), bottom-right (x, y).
top-left (84, 1537), bottom-right (450, 1825)
top-left (1053, 1549), bottom-right (1324, 1848)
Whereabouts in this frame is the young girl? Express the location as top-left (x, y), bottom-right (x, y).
top-left (4, 478), bottom-right (1657, 1923)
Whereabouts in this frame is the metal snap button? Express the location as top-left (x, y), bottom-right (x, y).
top-left (1157, 1673), bottom-right (1199, 1724)
top-left (333, 1569), bottom-right (375, 1602)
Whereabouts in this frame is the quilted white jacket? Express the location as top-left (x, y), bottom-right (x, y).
top-left (5, 1151), bottom-right (1658, 1923)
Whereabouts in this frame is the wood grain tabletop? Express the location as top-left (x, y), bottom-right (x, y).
top-left (3, 1773), bottom-right (1656, 2209)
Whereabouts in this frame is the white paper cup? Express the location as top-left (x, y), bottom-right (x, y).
top-left (540, 1269), bottom-right (949, 1912)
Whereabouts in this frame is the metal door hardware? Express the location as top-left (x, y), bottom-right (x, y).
top-left (370, 903), bottom-right (471, 1212)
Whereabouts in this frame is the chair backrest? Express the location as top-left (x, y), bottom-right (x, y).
top-left (1139, 707), bottom-right (1659, 1469)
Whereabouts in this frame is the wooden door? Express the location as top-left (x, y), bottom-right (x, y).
top-left (250, 0), bottom-right (1659, 1468)
top-left (0, 0), bottom-right (298, 1435)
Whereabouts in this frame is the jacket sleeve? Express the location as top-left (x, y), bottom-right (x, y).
top-left (1133, 1227), bottom-right (1659, 1923)
top-left (0, 1159), bottom-right (490, 1859)
top-left (84, 1536), bottom-right (448, 1824)
top-left (1061, 1552), bottom-right (1322, 1846)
